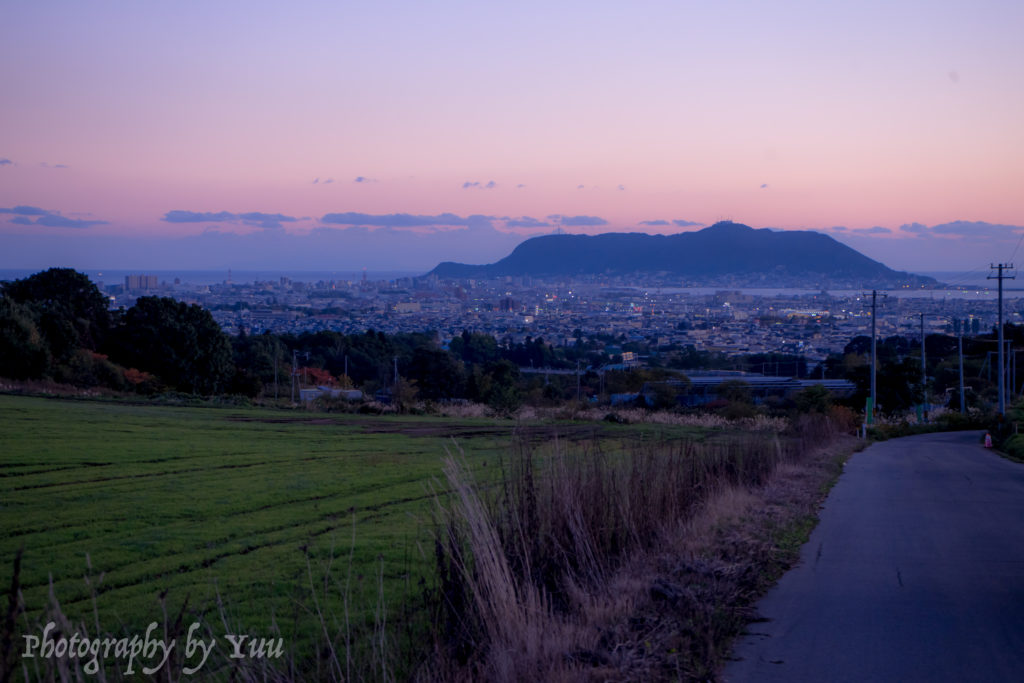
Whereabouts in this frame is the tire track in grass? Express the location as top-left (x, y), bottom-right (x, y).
top-left (0, 449), bottom-right (285, 477)
top-left (3, 448), bottom-right (387, 492)
top-left (1, 426), bottom-right (432, 489)
top-left (21, 486), bottom-right (438, 587)
top-left (1, 397), bottom-right (511, 631)
top-left (1, 447), bottom-right (444, 538)
top-left (31, 488), bottom-right (445, 616)
top-left (8, 476), bottom-right (437, 557)
top-left (12, 481), bottom-right (451, 595)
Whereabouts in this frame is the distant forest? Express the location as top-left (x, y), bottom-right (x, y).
top-left (1, 268), bottom-right (1016, 415)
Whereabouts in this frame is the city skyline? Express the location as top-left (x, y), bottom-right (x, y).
top-left (3, 0), bottom-right (1023, 272)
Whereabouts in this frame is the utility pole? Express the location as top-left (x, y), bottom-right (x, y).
top-left (1008, 340), bottom-right (1015, 403)
top-left (920, 313), bottom-right (926, 387)
top-left (576, 360), bottom-right (582, 402)
top-left (864, 290), bottom-right (886, 425)
top-left (989, 264), bottom-right (1015, 415)
top-left (291, 349), bottom-right (309, 403)
top-left (958, 325), bottom-right (966, 414)
top-left (1009, 342), bottom-right (1014, 402)
top-left (920, 313), bottom-right (927, 422)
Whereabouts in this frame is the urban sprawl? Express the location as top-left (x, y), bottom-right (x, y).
top-left (111, 273), bottom-right (1016, 370)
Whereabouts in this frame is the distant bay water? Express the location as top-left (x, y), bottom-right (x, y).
top-left (644, 273), bottom-right (1011, 300)
top-left (1, 268), bottom-right (1018, 300)
top-left (650, 287), bottom-right (1007, 300)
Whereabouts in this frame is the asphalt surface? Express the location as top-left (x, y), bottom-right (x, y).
top-left (724, 430), bottom-right (1024, 683)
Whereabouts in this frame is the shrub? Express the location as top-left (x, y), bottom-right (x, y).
top-left (794, 383), bottom-right (831, 414)
top-left (827, 404), bottom-right (859, 433)
top-left (722, 400), bottom-right (756, 420)
top-left (54, 350), bottom-right (127, 391)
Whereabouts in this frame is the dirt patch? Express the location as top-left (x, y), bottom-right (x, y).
top-left (355, 421), bottom-right (508, 437)
top-left (225, 416), bottom-right (310, 424)
top-left (224, 415), bottom-right (354, 426)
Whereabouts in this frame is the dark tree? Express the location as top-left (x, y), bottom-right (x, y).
top-left (406, 348), bottom-right (466, 400)
top-left (2, 268), bottom-right (111, 360)
top-left (0, 295), bottom-right (50, 379)
top-left (449, 330), bottom-right (499, 365)
top-left (109, 297), bottom-right (234, 394)
top-left (480, 360), bottom-right (521, 414)
top-left (231, 332), bottom-right (283, 386)
top-left (845, 356), bottom-right (922, 414)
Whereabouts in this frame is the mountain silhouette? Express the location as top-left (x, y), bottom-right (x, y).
top-left (429, 221), bottom-right (933, 286)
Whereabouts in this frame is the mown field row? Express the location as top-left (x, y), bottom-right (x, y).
top-left (0, 395), bottom-right (711, 647)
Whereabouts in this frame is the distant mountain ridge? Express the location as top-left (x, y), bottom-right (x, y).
top-left (429, 221), bottom-right (934, 287)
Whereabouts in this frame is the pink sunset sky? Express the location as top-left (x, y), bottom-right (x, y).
top-left (2, 0), bottom-right (1023, 273)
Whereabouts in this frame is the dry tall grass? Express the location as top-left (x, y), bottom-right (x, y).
top-left (427, 413), bottom-right (849, 681)
top-left (540, 406), bottom-right (791, 432)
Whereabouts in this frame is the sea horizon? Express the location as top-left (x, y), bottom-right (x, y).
top-left (0, 268), bottom-right (428, 287)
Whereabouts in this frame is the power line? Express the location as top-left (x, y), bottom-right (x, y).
top-left (1009, 229), bottom-right (1024, 266)
top-left (937, 265), bottom-right (994, 289)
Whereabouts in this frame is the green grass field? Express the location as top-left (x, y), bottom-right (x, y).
top-left (0, 393), bottom-right (712, 670)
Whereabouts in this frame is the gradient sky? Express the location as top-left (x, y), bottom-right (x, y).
top-left (2, 0), bottom-right (1023, 273)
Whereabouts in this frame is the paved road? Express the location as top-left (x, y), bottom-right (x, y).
top-left (725, 431), bottom-right (1024, 682)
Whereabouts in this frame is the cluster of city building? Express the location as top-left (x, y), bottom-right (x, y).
top-left (106, 273), bottom-right (1021, 365)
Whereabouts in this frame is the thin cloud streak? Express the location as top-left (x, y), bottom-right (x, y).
top-left (321, 212), bottom-right (495, 229)
top-left (1, 205), bottom-right (107, 228)
top-left (162, 210), bottom-right (299, 229)
top-left (1, 205), bottom-right (51, 216)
